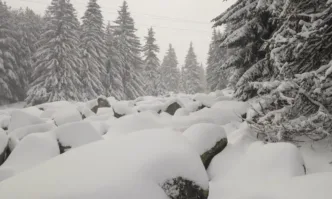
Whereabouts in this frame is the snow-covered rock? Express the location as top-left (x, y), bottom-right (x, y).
top-left (174, 108), bottom-right (190, 116)
top-left (8, 123), bottom-right (56, 151)
top-left (0, 132), bottom-right (59, 182)
top-left (0, 130), bottom-right (8, 166)
top-left (212, 100), bottom-right (249, 116)
top-left (0, 114), bottom-right (10, 130)
top-left (53, 107), bottom-right (82, 126)
top-left (208, 141), bottom-right (305, 199)
top-left (20, 106), bottom-right (43, 117)
top-left (54, 121), bottom-right (103, 153)
top-left (0, 129), bottom-right (209, 199)
top-left (190, 107), bottom-right (242, 126)
top-left (107, 112), bottom-right (168, 137)
top-left (183, 123), bottom-right (227, 169)
top-left (112, 101), bottom-right (136, 118)
top-left (8, 110), bottom-right (46, 133)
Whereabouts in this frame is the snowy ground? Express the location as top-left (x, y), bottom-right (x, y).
top-left (0, 90), bottom-right (331, 199)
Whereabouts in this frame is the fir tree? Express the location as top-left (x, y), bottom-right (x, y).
top-left (142, 27), bottom-right (164, 96)
top-left (182, 42), bottom-right (204, 94)
top-left (160, 44), bottom-right (180, 93)
top-left (0, 1), bottom-right (25, 105)
top-left (105, 21), bottom-right (124, 100)
top-left (113, 1), bottom-right (145, 100)
top-left (26, 0), bottom-right (83, 105)
top-left (80, 0), bottom-right (107, 100)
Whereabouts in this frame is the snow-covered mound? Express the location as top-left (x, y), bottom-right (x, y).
top-left (0, 130), bottom-right (208, 199)
top-left (8, 123), bottom-right (56, 150)
top-left (183, 123), bottom-right (228, 169)
top-left (0, 130), bottom-right (8, 165)
top-left (54, 121), bottom-right (103, 153)
top-left (8, 110), bottom-right (46, 132)
top-left (53, 106), bottom-right (82, 126)
top-left (0, 132), bottom-right (59, 182)
top-left (208, 140), bottom-right (306, 199)
top-left (107, 111), bottom-right (169, 137)
top-left (183, 123), bottom-right (226, 155)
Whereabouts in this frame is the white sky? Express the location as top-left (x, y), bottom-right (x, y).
top-left (9, 0), bottom-right (235, 67)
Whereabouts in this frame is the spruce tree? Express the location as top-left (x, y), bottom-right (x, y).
top-left (142, 27), bottom-right (164, 96)
top-left (182, 42), bottom-right (204, 94)
top-left (212, 0), bottom-right (278, 100)
top-left (0, 1), bottom-right (25, 105)
top-left (206, 29), bottom-right (228, 92)
top-left (26, 0), bottom-right (83, 105)
top-left (105, 22), bottom-right (124, 100)
top-left (12, 8), bottom-right (44, 87)
top-left (80, 0), bottom-right (107, 100)
top-left (160, 44), bottom-right (180, 93)
top-left (113, 1), bottom-right (145, 100)
top-left (199, 63), bottom-right (207, 92)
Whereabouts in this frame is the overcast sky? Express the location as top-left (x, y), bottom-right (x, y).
top-left (9, 0), bottom-right (235, 67)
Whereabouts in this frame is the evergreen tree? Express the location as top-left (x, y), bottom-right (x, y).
top-left (80, 0), bottom-right (107, 100)
top-left (142, 27), bottom-right (164, 96)
top-left (182, 42), bottom-right (204, 94)
top-left (212, 0), bottom-right (278, 100)
top-left (206, 29), bottom-right (228, 91)
top-left (113, 1), bottom-right (145, 100)
top-left (0, 1), bottom-right (25, 105)
top-left (199, 63), bottom-right (207, 92)
top-left (105, 22), bottom-right (124, 100)
top-left (26, 0), bottom-right (83, 105)
top-left (160, 44), bottom-right (180, 93)
top-left (12, 8), bottom-right (44, 86)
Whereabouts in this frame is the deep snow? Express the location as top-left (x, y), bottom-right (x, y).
top-left (0, 91), bottom-right (331, 199)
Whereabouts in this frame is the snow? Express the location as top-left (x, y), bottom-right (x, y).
top-left (96, 107), bottom-right (114, 116)
top-left (0, 132), bottom-right (59, 182)
top-left (193, 93), bottom-right (218, 107)
top-left (0, 130), bottom-right (8, 154)
top-left (212, 100), bottom-right (249, 116)
top-left (8, 110), bottom-right (46, 133)
top-left (189, 107), bottom-right (242, 126)
top-left (208, 138), bottom-right (305, 199)
top-left (107, 111), bottom-right (168, 137)
top-left (0, 115), bottom-right (10, 130)
top-left (112, 101), bottom-right (136, 116)
top-left (53, 107), bottom-right (82, 126)
top-left (174, 108), bottom-right (190, 116)
top-left (20, 106), bottom-right (43, 117)
top-left (54, 121), bottom-right (103, 150)
top-left (183, 123), bottom-right (226, 155)
top-left (8, 123), bottom-right (56, 150)
top-left (0, 129), bottom-right (208, 199)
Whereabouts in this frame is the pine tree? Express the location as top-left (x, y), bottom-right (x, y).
top-left (113, 1), bottom-right (145, 100)
top-left (105, 22), bottom-right (124, 100)
top-left (0, 1), bottom-right (25, 105)
top-left (160, 44), bottom-right (180, 93)
top-left (142, 27), bottom-right (164, 96)
top-left (26, 0), bottom-right (83, 105)
top-left (80, 0), bottom-right (107, 100)
top-left (182, 42), bottom-right (204, 94)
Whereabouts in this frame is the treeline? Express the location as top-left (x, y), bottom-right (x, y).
top-left (0, 0), bottom-right (206, 106)
top-left (212, 0), bottom-right (332, 142)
